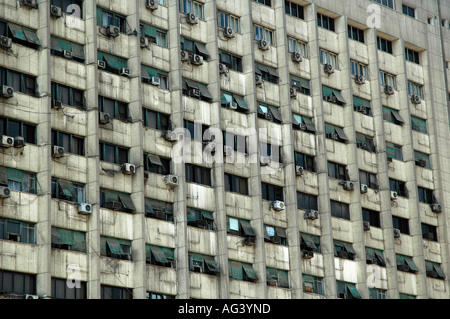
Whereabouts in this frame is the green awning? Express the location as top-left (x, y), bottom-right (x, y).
top-left (205, 257), bottom-right (219, 273)
top-left (150, 246), bottom-right (169, 264)
top-left (53, 37), bottom-right (71, 52)
top-left (71, 42), bottom-right (85, 60)
top-left (347, 286), bottom-right (362, 299)
top-left (242, 264), bottom-right (258, 280)
top-left (195, 42), bottom-right (210, 59)
top-left (72, 231), bottom-right (86, 252)
top-left (433, 264), bottom-right (446, 279)
top-left (103, 55), bottom-right (122, 70)
top-left (374, 251), bottom-right (386, 266)
top-left (405, 257), bottom-right (419, 272)
top-left (6, 168), bottom-right (23, 183)
top-left (268, 106), bottom-right (282, 122)
top-left (201, 210), bottom-right (214, 221)
top-left (187, 208), bottom-right (197, 222)
top-left (184, 78), bottom-right (199, 90)
top-left (119, 193), bottom-right (135, 211)
top-left (145, 199), bottom-right (154, 214)
top-left (51, 228), bottom-right (74, 247)
top-left (293, 114), bottom-right (303, 125)
top-left (275, 227), bottom-right (286, 239)
top-left (343, 242), bottom-right (355, 254)
top-left (335, 127), bottom-right (349, 141)
top-left (58, 179), bottom-right (76, 198)
top-left (104, 190), bottom-right (119, 203)
top-left (332, 91), bottom-right (346, 104)
top-left (22, 27), bottom-right (41, 46)
top-left (51, 37), bottom-right (63, 52)
top-left (107, 239), bottom-right (124, 255)
top-left (302, 117), bottom-right (316, 133)
top-left (239, 220), bottom-right (255, 237)
top-left (221, 91), bottom-right (232, 105)
top-left (301, 234), bottom-right (317, 250)
top-left (230, 261), bottom-right (244, 280)
top-left (8, 23), bottom-right (27, 41)
top-left (233, 94), bottom-right (248, 110)
top-left (190, 253), bottom-right (204, 263)
top-left (197, 82), bottom-right (212, 99)
top-left (142, 24), bottom-right (157, 38)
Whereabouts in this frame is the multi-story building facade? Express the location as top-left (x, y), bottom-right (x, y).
top-left (0, 0), bottom-right (449, 299)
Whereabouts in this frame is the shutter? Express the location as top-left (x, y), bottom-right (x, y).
top-left (347, 286), bottom-right (362, 299)
top-left (292, 113), bottom-right (303, 126)
top-left (150, 246), bottom-right (169, 264)
top-left (233, 94), bottom-right (248, 111)
top-left (8, 23), bottom-right (27, 41)
top-left (332, 91), bottom-right (346, 104)
top-left (302, 117), bottom-right (316, 133)
top-left (143, 24), bottom-right (157, 38)
top-left (391, 110), bottom-right (404, 124)
top-left (242, 264), bottom-right (258, 280)
top-left (230, 261), bottom-right (244, 280)
top-left (51, 37), bottom-right (63, 52)
top-left (71, 42), bottom-right (85, 60)
top-left (118, 193), bottom-right (135, 211)
top-left (144, 198), bottom-right (154, 214)
top-left (58, 179), bottom-right (76, 198)
top-left (104, 190), bottom-right (119, 203)
top-left (239, 220), bottom-right (255, 237)
top-left (201, 210), bottom-right (214, 221)
top-left (204, 257), bottom-right (219, 273)
top-left (301, 234), bottom-right (317, 250)
top-left (195, 42), bottom-right (210, 59)
top-left (6, 168), bottom-right (23, 183)
top-left (197, 82), bottom-right (212, 100)
top-left (22, 27), bottom-right (41, 46)
top-left (335, 127), bottom-right (349, 141)
top-left (147, 154), bottom-right (163, 167)
top-left (72, 231), bottom-right (86, 252)
top-left (186, 207), bottom-right (197, 222)
top-left (106, 239), bottom-right (124, 255)
top-left (103, 55), bottom-right (121, 70)
top-left (268, 106), bottom-right (282, 122)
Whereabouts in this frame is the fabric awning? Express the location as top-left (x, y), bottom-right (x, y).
top-left (268, 106), bottom-right (282, 122)
top-left (302, 117), bottom-right (316, 133)
top-left (150, 246), bottom-right (169, 264)
top-left (195, 42), bottom-right (210, 59)
top-left (233, 94), bottom-right (248, 110)
top-left (335, 127), bottom-right (349, 141)
top-left (242, 264), bottom-right (258, 280)
top-left (119, 193), bottom-right (135, 211)
top-left (239, 220), bottom-right (255, 237)
top-left (347, 286), bottom-right (362, 299)
top-left (106, 239), bottom-right (124, 255)
top-left (301, 234), bottom-right (317, 250)
top-left (332, 91), bottom-right (346, 104)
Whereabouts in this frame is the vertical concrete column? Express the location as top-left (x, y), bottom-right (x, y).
top-left (127, 0), bottom-right (147, 299)
top-left (272, 0), bottom-right (302, 299)
top-left (366, 28), bottom-right (400, 298)
top-left (35, 0), bottom-right (52, 298)
top-left (306, 3), bottom-right (336, 299)
top-left (84, 0), bottom-right (101, 299)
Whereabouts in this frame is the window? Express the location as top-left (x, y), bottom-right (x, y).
top-left (402, 4), bottom-right (415, 18)
top-left (100, 189), bottom-right (136, 213)
top-left (425, 261), bottom-right (446, 280)
top-left (407, 81), bottom-right (424, 98)
top-left (330, 200), bottom-right (350, 220)
top-left (189, 253), bottom-right (220, 275)
top-left (180, 37), bottom-right (211, 60)
top-left (0, 217), bottom-right (35, 244)
top-left (0, 20), bottom-right (41, 49)
top-left (287, 37), bottom-right (308, 58)
top-left (325, 124), bottom-right (349, 143)
top-left (285, 1), bottom-right (304, 19)
top-left (411, 116), bottom-right (427, 133)
top-left (297, 192), bottom-right (318, 211)
top-left (229, 260), bottom-right (258, 282)
top-left (182, 78), bottom-right (213, 102)
top-left (224, 173), bottom-right (249, 195)
top-left (184, 120), bottom-right (210, 142)
top-left (422, 223), bottom-right (438, 242)
top-left (99, 142), bottom-right (129, 164)
top-left (253, 0), bottom-right (271, 7)
top-left (264, 225), bottom-right (287, 246)
top-left (98, 96), bottom-right (129, 121)
top-left (219, 51), bottom-right (243, 72)
top-left (51, 130), bottom-right (85, 156)
top-left (405, 47), bottom-right (420, 64)
top-left (100, 236), bottom-right (132, 261)
top-left (261, 182), bottom-right (284, 202)
top-left (350, 60), bottom-right (368, 78)
top-left (300, 233), bottom-right (321, 253)
top-left (97, 51), bottom-right (128, 75)
top-left (0, 167), bottom-right (37, 194)
top-left (302, 274), bottom-right (325, 295)
top-left (51, 178), bottom-right (85, 204)
top-left (221, 91), bottom-right (248, 113)
top-left (0, 67), bottom-right (37, 96)
top-left (369, 288), bottom-right (387, 299)
top-left (260, 142), bottom-right (281, 163)
top-left (320, 49), bottom-right (338, 68)
top-left (254, 24), bottom-right (274, 45)
top-left (141, 65), bottom-right (169, 90)
top-left (322, 86), bottom-right (346, 105)
top-left (140, 23), bottom-right (167, 47)
top-left (386, 142), bottom-right (403, 161)
top-left (0, 270), bottom-right (36, 295)
top-left (145, 198), bottom-right (174, 222)
top-left (377, 36), bottom-right (393, 54)
top-left (366, 247), bottom-right (386, 266)
top-left (348, 25), bottom-right (365, 43)
top-left (0, 117), bottom-right (36, 145)
top-left (396, 254), bottom-right (419, 273)
top-left (382, 106), bottom-right (404, 125)
top-left (51, 82), bottom-right (84, 109)
top-left (50, 0), bottom-right (84, 18)
top-left (142, 108), bottom-right (170, 131)
top-left (50, 36), bottom-right (85, 63)
top-left (147, 292), bottom-right (175, 299)
top-left (327, 161), bottom-right (348, 180)
top-left (266, 268), bottom-right (289, 288)
top-left (334, 241), bottom-right (356, 260)
top-left (362, 208), bottom-right (381, 228)
top-left (356, 132), bottom-right (376, 152)
top-left (255, 62), bottom-right (279, 84)
top-left (257, 102), bottom-right (282, 124)
top-left (359, 170), bottom-right (379, 190)
top-left (223, 130), bottom-right (249, 154)
top-left (185, 163), bottom-right (212, 186)
top-left (317, 13), bottom-right (335, 32)
top-left (146, 244), bottom-right (175, 268)
top-left (217, 10), bottom-right (240, 33)
top-left (187, 207), bottom-right (215, 230)
top-left (417, 186), bottom-right (435, 204)
top-left (179, 0), bottom-right (204, 20)
top-left (392, 216), bottom-right (410, 234)
top-left (389, 178), bottom-right (408, 197)
top-left (290, 75), bottom-right (311, 96)
top-left (414, 151), bottom-right (431, 169)
top-left (353, 96), bottom-right (372, 116)
top-left (51, 277), bottom-right (86, 299)
top-left (371, 0), bottom-right (394, 9)
top-left (51, 227), bottom-right (86, 252)
top-left (294, 152), bottom-right (315, 173)
top-left (379, 70), bottom-right (397, 89)
top-left (96, 7), bottom-right (128, 33)
top-left (101, 285), bottom-right (132, 299)
top-left (227, 217), bottom-right (256, 239)
top-left (144, 153), bottom-right (171, 175)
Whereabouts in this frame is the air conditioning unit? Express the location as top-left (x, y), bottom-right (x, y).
top-left (164, 130), bottom-right (178, 142)
top-left (326, 133), bottom-right (339, 140)
top-left (324, 63), bottom-right (335, 74)
top-left (150, 77), bottom-right (160, 86)
top-left (190, 54), bottom-right (204, 65)
top-left (106, 201), bottom-right (122, 211)
top-left (255, 74), bottom-right (264, 86)
top-left (360, 183), bottom-right (368, 194)
top-left (98, 60), bottom-right (106, 69)
top-left (50, 5), bottom-right (62, 17)
top-left (21, 0), bottom-right (38, 8)
top-left (146, 0), bottom-right (158, 10)
top-left (423, 232), bottom-right (434, 241)
top-left (431, 203), bottom-right (442, 213)
top-left (291, 52), bottom-right (303, 63)
top-left (272, 200), bottom-right (286, 211)
top-left (1, 85), bottom-right (14, 98)
top-left (324, 95), bottom-right (338, 103)
top-left (155, 210), bottom-right (166, 220)
top-left (121, 163), bottom-right (136, 175)
top-left (290, 87), bottom-right (297, 98)
top-left (416, 159), bottom-right (426, 167)
top-left (24, 294), bottom-right (39, 299)
top-left (186, 13), bottom-right (199, 25)
top-left (363, 221), bottom-right (371, 231)
top-left (298, 123), bottom-right (307, 131)
top-left (224, 27), bottom-right (235, 38)
top-left (140, 36), bottom-right (149, 48)
top-left (260, 155), bottom-right (271, 166)
top-left (355, 75), bottom-right (365, 84)
top-left (227, 101), bottom-right (238, 110)
top-left (0, 36), bottom-right (12, 49)
top-left (257, 39), bottom-right (270, 51)
top-left (120, 68), bottom-right (131, 77)
top-left (180, 50), bottom-right (189, 61)
top-left (14, 136), bottom-right (25, 148)
top-left (390, 191), bottom-right (398, 201)
top-left (189, 88), bottom-right (201, 98)
top-left (337, 250), bottom-right (349, 259)
top-left (393, 228), bottom-right (401, 238)
top-left (99, 112), bottom-right (111, 124)
top-left (264, 112), bottom-right (273, 121)
top-left (219, 63), bottom-right (229, 75)
top-left (270, 236), bottom-right (281, 244)
top-left (223, 145), bottom-right (234, 156)
top-left (78, 203), bottom-right (92, 215)
top-left (52, 146), bottom-right (65, 158)
top-left (357, 142), bottom-right (368, 150)
top-left (63, 50), bottom-right (73, 59)
top-left (0, 135), bottom-right (14, 148)
top-left (384, 85), bottom-right (395, 95)
top-left (355, 105), bottom-right (366, 113)
top-left (295, 165), bottom-right (304, 176)
top-left (304, 210), bottom-right (319, 220)
top-left (342, 181), bottom-right (354, 191)
top-left (302, 250), bottom-right (314, 259)
top-left (411, 95), bottom-right (421, 104)
top-left (163, 175), bottom-right (179, 187)
top-left (0, 186), bottom-right (11, 198)
top-left (243, 236), bottom-right (256, 246)
top-left (52, 100), bottom-right (62, 109)
top-left (107, 25), bottom-right (120, 37)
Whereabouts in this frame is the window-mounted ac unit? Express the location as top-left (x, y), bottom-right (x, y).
top-left (50, 5), bottom-right (62, 17)
top-left (243, 236), bottom-right (256, 246)
top-left (326, 133), bottom-right (339, 140)
top-left (304, 210), bottom-right (319, 220)
top-left (264, 112), bottom-right (273, 121)
top-left (107, 25), bottom-right (120, 37)
top-left (0, 135), bottom-right (14, 148)
top-left (390, 191), bottom-right (398, 201)
top-left (384, 85), bottom-right (395, 95)
top-left (355, 75), bottom-right (365, 84)
top-left (324, 63), bottom-right (335, 74)
top-left (360, 183), bottom-right (368, 194)
top-left (0, 36), bottom-right (12, 49)
top-left (260, 155), bottom-right (271, 166)
top-left (355, 105), bottom-right (366, 113)
top-left (14, 136), bottom-right (25, 148)
top-left (150, 77), bottom-right (160, 86)
top-left (291, 52), bottom-right (303, 63)
top-left (272, 200), bottom-right (286, 211)
top-left (219, 63), bottom-right (229, 75)
top-left (164, 175), bottom-right (179, 187)
top-left (0, 186), bottom-right (11, 198)
top-left (99, 112), bottom-right (111, 124)
top-left (258, 39), bottom-right (270, 50)
top-left (223, 145), bottom-right (234, 156)
top-left (52, 100), bottom-right (63, 109)
top-left (1, 85), bottom-right (14, 98)
top-left (21, 0), bottom-right (38, 8)
top-left (270, 236), bottom-right (281, 244)
top-left (224, 27), bottom-right (235, 38)
top-left (431, 203), bottom-right (442, 213)
top-left (186, 13), bottom-right (199, 25)
top-left (180, 50), bottom-right (189, 61)
top-left (255, 74), bottom-right (264, 86)
top-left (190, 54), bottom-right (204, 65)
top-left (24, 294), bottom-right (39, 299)
top-left (106, 201), bottom-right (122, 211)
top-left (98, 60), bottom-right (106, 69)
top-left (140, 36), bottom-right (149, 48)
top-left (393, 228), bottom-right (401, 238)
top-left (324, 95), bottom-right (338, 103)
top-left (164, 130), bottom-right (178, 142)
top-left (227, 101), bottom-right (238, 110)
top-left (416, 159), bottom-right (426, 167)
top-left (146, 0), bottom-right (158, 10)
top-left (52, 145), bottom-right (65, 158)
top-left (189, 88), bottom-right (201, 98)
top-left (290, 87), bottom-right (297, 98)
top-left (120, 68), bottom-right (131, 77)
top-left (411, 95), bottom-right (421, 104)
top-left (295, 165), bottom-right (304, 176)
top-left (363, 221), bottom-right (370, 231)
top-left (78, 203), bottom-right (92, 215)
top-left (63, 50), bottom-right (73, 59)
top-left (302, 250), bottom-right (314, 259)
top-left (342, 181), bottom-right (354, 191)
top-left (121, 163), bottom-right (136, 175)
top-left (154, 210), bottom-right (166, 220)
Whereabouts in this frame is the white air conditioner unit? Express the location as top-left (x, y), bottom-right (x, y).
top-left (255, 74), bottom-right (264, 86)
top-left (295, 165), bottom-right (304, 176)
top-left (0, 135), bottom-right (14, 148)
top-left (99, 112), bottom-right (111, 124)
top-left (107, 25), bottom-right (120, 37)
top-left (355, 105), bottom-right (366, 113)
top-left (180, 50), bottom-right (189, 61)
top-left (1, 85), bottom-right (14, 98)
top-left (190, 54), bottom-right (204, 65)
top-left (50, 5), bottom-right (62, 17)
top-left (121, 163), bottom-right (136, 175)
top-left (163, 175), bottom-right (179, 187)
top-left (97, 60), bottom-right (106, 69)
top-left (146, 0), bottom-right (158, 10)
top-left (304, 210), bottom-right (319, 220)
top-left (324, 63), bottom-right (335, 74)
top-left (219, 63), bottom-right (229, 75)
top-left (390, 191), bottom-right (398, 201)
top-left (272, 200), bottom-right (286, 211)
top-left (411, 95), bottom-right (421, 104)
top-left (0, 186), bottom-right (11, 198)
top-left (324, 95), bottom-right (338, 104)
top-left (384, 85), bottom-right (395, 95)
top-left (342, 181), bottom-right (354, 191)
top-left (120, 68), bottom-right (131, 77)
top-left (24, 294), bottom-right (39, 299)
top-left (431, 203), bottom-right (442, 213)
top-left (227, 101), bottom-right (238, 110)
top-left (186, 13), bottom-right (199, 25)
top-left (63, 50), bottom-right (73, 59)
top-left (224, 27), bottom-right (235, 38)
top-left (78, 203), bottom-right (92, 215)
top-left (326, 133), bottom-right (339, 140)
top-left (21, 0), bottom-right (38, 8)
top-left (291, 52), bottom-right (303, 63)
top-left (290, 87), bottom-right (297, 98)
top-left (140, 36), bottom-right (149, 48)
top-left (150, 77), bottom-right (160, 86)
top-left (393, 228), bottom-right (401, 238)
top-left (223, 145), bottom-right (233, 156)
top-left (355, 75), bottom-right (365, 84)
top-left (260, 155), bottom-right (271, 166)
top-left (360, 183), bottom-right (368, 194)
top-left (52, 145), bottom-right (65, 158)
top-left (0, 36), bottom-right (12, 49)
top-left (363, 221), bottom-right (371, 231)
top-left (164, 130), bottom-right (178, 142)
top-left (258, 39), bottom-right (270, 50)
